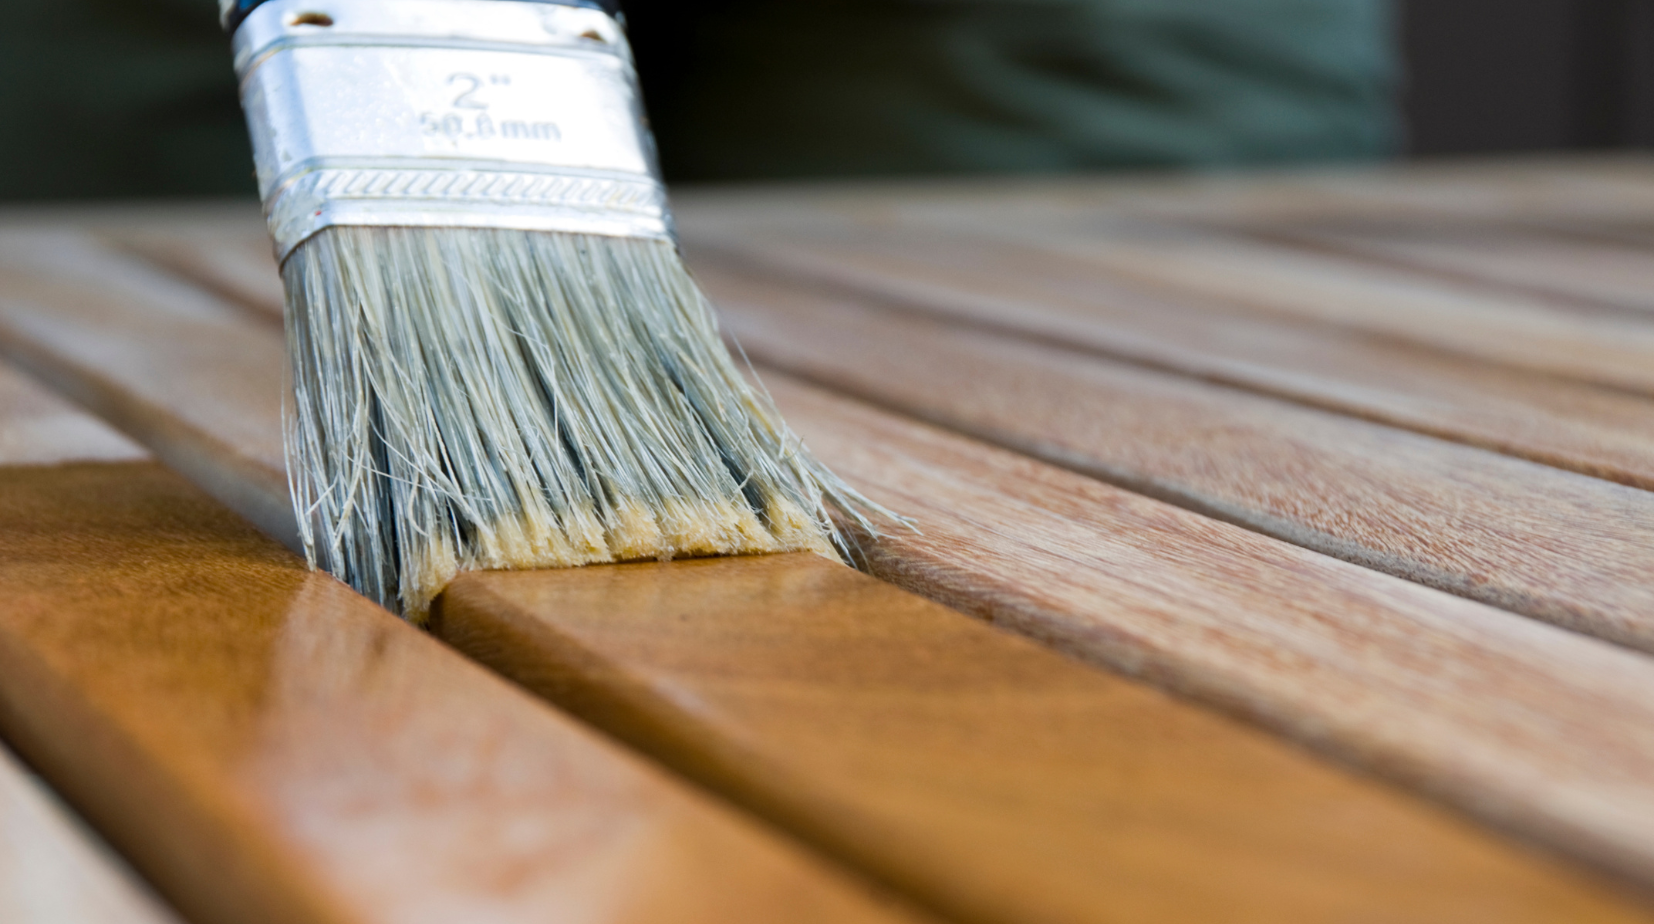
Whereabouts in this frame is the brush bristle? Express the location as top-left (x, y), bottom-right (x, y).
top-left (281, 226), bottom-right (888, 619)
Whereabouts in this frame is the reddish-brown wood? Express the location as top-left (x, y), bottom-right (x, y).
top-left (11, 177), bottom-right (1654, 916)
top-left (693, 264), bottom-right (1654, 653)
top-left (679, 216), bottom-right (1654, 492)
top-left (752, 372), bottom-right (1654, 892)
top-left (437, 552), bottom-right (1654, 924)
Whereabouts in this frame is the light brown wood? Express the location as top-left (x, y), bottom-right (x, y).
top-left (1221, 215), bottom-right (1654, 316)
top-left (1, 739), bottom-right (181, 924)
top-left (0, 226), bottom-right (295, 549)
top-left (0, 457), bottom-right (931, 924)
top-left (694, 264), bottom-right (1654, 653)
top-left (749, 372), bottom-right (1654, 892)
top-left (437, 552), bottom-right (1654, 924)
top-left (7, 213), bottom-right (1654, 910)
top-left (95, 207), bottom-right (287, 324)
top-left (680, 217), bottom-right (1654, 491)
top-left (0, 361), bottom-right (145, 466)
top-left (684, 210), bottom-right (1654, 394)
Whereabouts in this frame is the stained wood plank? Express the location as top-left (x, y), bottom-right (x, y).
top-left (694, 264), bottom-right (1654, 653)
top-left (0, 418), bottom-right (928, 924)
top-left (677, 217), bottom-right (1654, 491)
top-left (5, 215), bottom-right (1654, 920)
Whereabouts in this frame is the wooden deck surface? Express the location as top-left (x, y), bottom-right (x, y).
top-left (3, 157), bottom-right (1654, 921)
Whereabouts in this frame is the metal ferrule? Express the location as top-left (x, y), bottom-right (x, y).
top-left (232, 0), bottom-right (670, 262)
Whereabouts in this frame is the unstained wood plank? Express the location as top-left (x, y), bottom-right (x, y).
top-left (683, 211), bottom-right (1654, 395)
top-left (1217, 215), bottom-right (1654, 316)
top-left (746, 372), bottom-right (1654, 893)
top-left (1, 739), bottom-right (182, 924)
top-left (693, 264), bottom-right (1654, 653)
top-left (678, 217), bottom-right (1654, 491)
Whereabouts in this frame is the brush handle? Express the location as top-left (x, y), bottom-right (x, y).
top-left (221, 0), bottom-right (623, 32)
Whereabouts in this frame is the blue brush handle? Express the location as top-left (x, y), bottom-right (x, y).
top-left (222, 0), bottom-right (623, 33)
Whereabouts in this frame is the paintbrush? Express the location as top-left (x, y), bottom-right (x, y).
top-left (222, 0), bottom-right (885, 618)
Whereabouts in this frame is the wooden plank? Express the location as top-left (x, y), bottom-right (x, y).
top-left (684, 212), bottom-right (1654, 395)
top-left (0, 394), bottom-right (928, 924)
top-left (0, 361), bottom-right (145, 466)
top-left (666, 155), bottom-right (1654, 238)
top-left (1215, 216), bottom-right (1654, 316)
top-left (694, 264), bottom-right (1654, 653)
top-left (744, 371), bottom-right (1654, 892)
top-left (438, 552), bottom-right (1654, 924)
top-left (1, 740), bottom-right (182, 924)
top-left (92, 205), bottom-right (287, 325)
top-left (0, 226), bottom-right (295, 550)
top-left (677, 216), bottom-right (1654, 491)
top-left (8, 211), bottom-right (1654, 916)
top-left (0, 361), bottom-right (182, 924)
top-left (5, 216), bottom-right (1653, 920)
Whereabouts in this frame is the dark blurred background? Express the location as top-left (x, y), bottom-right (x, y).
top-left (0, 0), bottom-right (1649, 201)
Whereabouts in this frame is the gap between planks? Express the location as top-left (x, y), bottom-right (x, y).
top-left (5, 218), bottom-right (1654, 907)
top-left (0, 364), bottom-right (932, 924)
top-left (676, 211), bottom-right (1654, 492)
top-left (688, 262), bottom-right (1654, 655)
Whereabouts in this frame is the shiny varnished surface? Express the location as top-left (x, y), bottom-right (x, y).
top-left (440, 553), bottom-right (1652, 924)
top-left (0, 461), bottom-right (929, 924)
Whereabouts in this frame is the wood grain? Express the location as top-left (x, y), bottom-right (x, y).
top-left (1222, 216), bottom-right (1654, 316)
top-left (9, 209), bottom-right (1654, 912)
top-left (684, 212), bottom-right (1654, 395)
top-left (7, 207), bottom-right (1654, 919)
top-left (679, 218), bottom-right (1654, 491)
top-left (1, 738), bottom-right (181, 924)
top-left (747, 372), bottom-right (1654, 893)
top-left (0, 361), bottom-right (145, 467)
top-left (694, 264), bottom-right (1654, 653)
top-left (0, 226), bottom-right (296, 549)
top-left (0, 459), bottom-right (929, 924)
top-left (437, 552), bottom-right (1654, 924)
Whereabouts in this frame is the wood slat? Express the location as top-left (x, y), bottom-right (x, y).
top-left (0, 226), bottom-right (295, 550)
top-left (747, 372), bottom-right (1654, 890)
top-left (5, 213), bottom-right (1653, 919)
top-left (693, 264), bottom-right (1654, 653)
top-left (436, 553), bottom-right (1654, 924)
top-left (0, 375), bottom-right (928, 924)
top-left (684, 212), bottom-right (1654, 395)
top-left (1219, 216), bottom-right (1654, 316)
top-left (1, 739), bottom-right (182, 924)
top-left (0, 365), bottom-right (182, 924)
top-left (677, 216), bottom-right (1654, 491)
